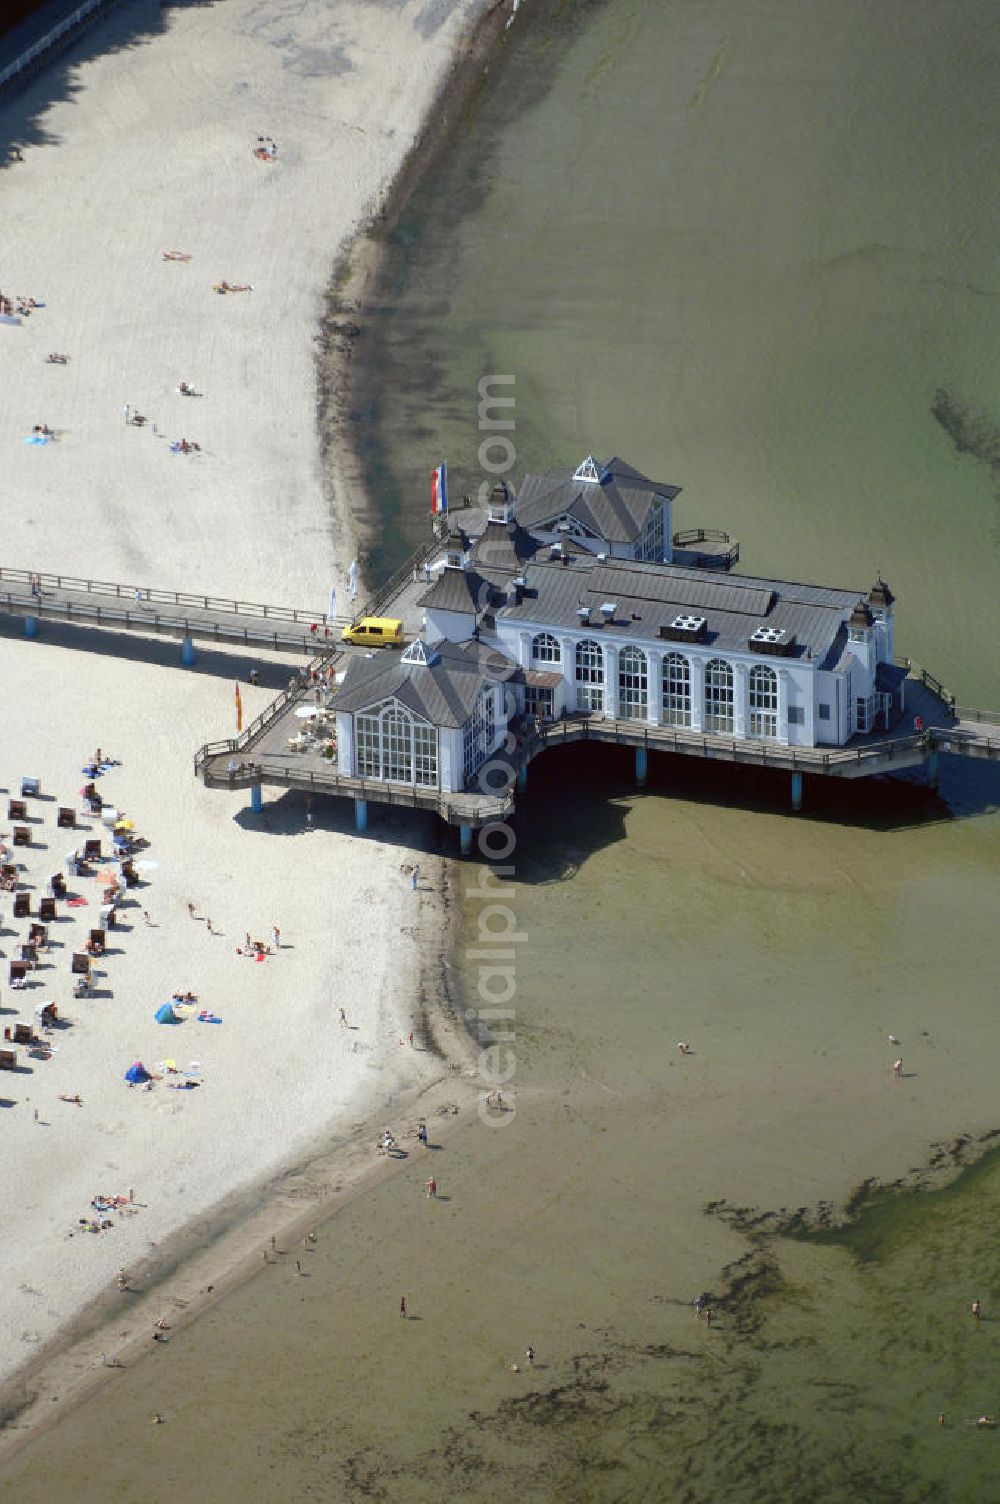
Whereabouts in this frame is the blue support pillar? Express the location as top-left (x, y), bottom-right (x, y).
top-left (24, 614), bottom-right (38, 638)
top-left (355, 798), bottom-right (368, 833)
top-left (181, 635), bottom-right (196, 667)
top-left (926, 750), bottom-right (939, 788)
top-left (459, 824), bottom-right (473, 857)
top-left (791, 771), bottom-right (803, 812)
top-left (250, 782), bottom-right (263, 815)
top-left (635, 746), bottom-right (648, 787)
top-left (517, 763), bottom-right (528, 792)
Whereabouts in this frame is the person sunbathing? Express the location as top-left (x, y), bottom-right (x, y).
top-left (162, 250), bottom-right (192, 261)
top-left (58, 1093), bottom-right (83, 1105)
top-left (47, 353), bottom-right (69, 364)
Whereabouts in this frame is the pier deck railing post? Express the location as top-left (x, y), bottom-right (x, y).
top-left (635, 745), bottom-right (648, 787)
top-left (355, 798), bottom-right (368, 833)
top-left (459, 823), bottom-right (473, 857)
top-left (24, 614), bottom-right (38, 638)
top-left (250, 782), bottom-right (263, 815)
top-left (790, 770), bottom-right (803, 812)
top-left (181, 634), bottom-right (196, 667)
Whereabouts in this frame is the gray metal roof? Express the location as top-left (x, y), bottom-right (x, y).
top-left (499, 556), bottom-right (864, 662)
top-left (514, 455), bottom-right (680, 544)
top-left (469, 519), bottom-right (540, 574)
top-left (417, 567), bottom-right (496, 616)
top-left (336, 638), bottom-right (517, 728)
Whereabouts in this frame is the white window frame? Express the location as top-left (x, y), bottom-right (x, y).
top-left (575, 638), bottom-right (605, 713)
top-left (704, 658), bottom-right (734, 734)
top-left (618, 645), bottom-right (648, 720)
top-left (354, 700), bottom-right (439, 788)
top-left (748, 664), bottom-right (778, 739)
top-left (531, 632), bottom-right (561, 664)
top-left (662, 652), bottom-right (691, 727)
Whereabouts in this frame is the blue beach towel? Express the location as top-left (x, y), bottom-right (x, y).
top-left (24, 434), bottom-right (50, 445)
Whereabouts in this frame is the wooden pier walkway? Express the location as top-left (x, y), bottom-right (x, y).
top-left (0, 566), bottom-right (334, 654)
top-left (194, 657), bottom-right (1000, 833)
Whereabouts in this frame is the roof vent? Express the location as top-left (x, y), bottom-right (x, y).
top-left (659, 613), bottom-right (707, 643)
top-left (600, 601), bottom-right (617, 623)
top-left (749, 624), bottom-right (795, 656)
top-left (577, 606), bottom-right (591, 624)
top-left (556, 520), bottom-right (571, 532)
top-left (596, 552), bottom-right (607, 561)
top-left (549, 542), bottom-right (563, 560)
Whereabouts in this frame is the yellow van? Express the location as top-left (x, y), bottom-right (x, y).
top-left (341, 616), bottom-right (405, 649)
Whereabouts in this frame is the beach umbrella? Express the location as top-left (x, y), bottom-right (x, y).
top-left (155, 1003), bottom-right (178, 1024)
top-left (124, 1061), bottom-right (149, 1083)
top-left (114, 819), bottom-right (135, 832)
top-left (94, 866), bottom-right (119, 886)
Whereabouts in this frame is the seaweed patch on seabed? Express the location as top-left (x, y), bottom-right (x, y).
top-left (930, 388), bottom-right (1000, 552)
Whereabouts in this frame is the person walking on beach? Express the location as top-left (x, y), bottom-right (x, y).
top-left (339, 1007), bottom-right (347, 1027)
top-left (400, 1296), bottom-right (407, 1319)
top-left (425, 1177), bottom-right (437, 1199)
top-left (411, 865), bottom-right (420, 892)
top-left (418, 1123), bottom-right (428, 1146)
top-left (116, 1267), bottom-right (128, 1292)
top-left (525, 1346), bottom-right (535, 1367)
top-left (272, 925), bottom-right (281, 951)
top-left (187, 902), bottom-right (197, 920)
top-left (972, 1299), bottom-right (982, 1320)
top-left (892, 1058), bottom-right (903, 1078)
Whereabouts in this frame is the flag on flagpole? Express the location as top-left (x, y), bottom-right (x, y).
top-left (235, 681), bottom-right (243, 733)
top-left (431, 462), bottom-right (448, 515)
top-left (348, 558), bottom-right (358, 600)
top-left (328, 585), bottom-right (337, 623)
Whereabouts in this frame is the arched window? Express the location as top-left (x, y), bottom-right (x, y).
top-left (662, 653), bottom-right (691, 727)
top-left (748, 664), bottom-right (778, 739)
top-left (463, 687), bottom-right (497, 783)
top-left (618, 646), bottom-right (648, 719)
top-left (575, 639), bottom-right (604, 713)
top-left (531, 632), bottom-right (561, 664)
top-left (704, 659), bottom-right (734, 734)
top-left (355, 700), bottom-right (439, 787)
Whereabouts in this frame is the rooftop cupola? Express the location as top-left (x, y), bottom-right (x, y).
top-left (849, 599), bottom-right (874, 634)
top-left (487, 480), bottom-right (513, 525)
top-left (868, 576), bottom-right (895, 611)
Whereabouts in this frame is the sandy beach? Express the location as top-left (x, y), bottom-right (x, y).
top-left (0, 0), bottom-right (492, 1433)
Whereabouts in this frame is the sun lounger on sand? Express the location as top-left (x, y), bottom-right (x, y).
top-left (83, 838), bottom-right (101, 862)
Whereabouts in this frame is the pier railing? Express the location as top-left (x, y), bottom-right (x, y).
top-left (194, 650), bottom-right (341, 759)
top-left (195, 753), bottom-right (511, 824)
top-left (350, 534), bottom-right (441, 624)
top-left (0, 0), bottom-right (120, 96)
top-left (0, 566), bottom-right (326, 625)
